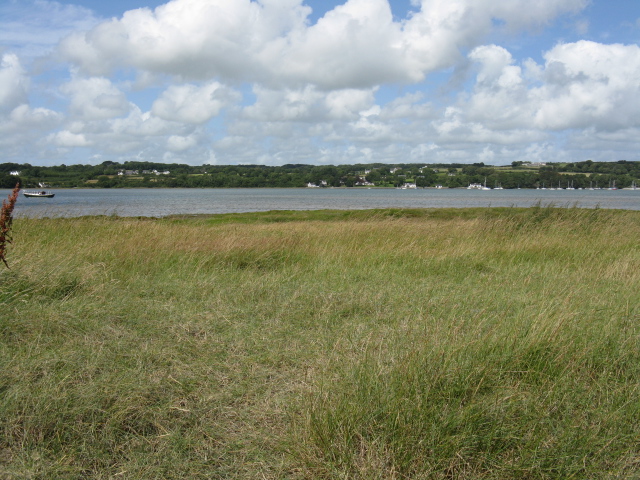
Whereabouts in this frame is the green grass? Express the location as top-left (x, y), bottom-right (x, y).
top-left (1, 207), bottom-right (639, 479)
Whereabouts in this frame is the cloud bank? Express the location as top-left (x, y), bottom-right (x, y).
top-left (2, 0), bottom-right (640, 166)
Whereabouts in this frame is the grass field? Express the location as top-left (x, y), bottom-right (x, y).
top-left (1, 206), bottom-right (639, 479)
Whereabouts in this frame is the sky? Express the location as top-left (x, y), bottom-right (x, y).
top-left (1, 0), bottom-right (640, 167)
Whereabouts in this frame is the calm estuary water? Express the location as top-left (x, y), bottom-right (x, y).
top-left (5, 188), bottom-right (640, 218)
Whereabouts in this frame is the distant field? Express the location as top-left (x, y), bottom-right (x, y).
top-left (1, 207), bottom-right (639, 479)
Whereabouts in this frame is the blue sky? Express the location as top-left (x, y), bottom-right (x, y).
top-left (1, 0), bottom-right (640, 166)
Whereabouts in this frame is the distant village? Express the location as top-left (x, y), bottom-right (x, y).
top-left (118, 169), bottom-right (171, 176)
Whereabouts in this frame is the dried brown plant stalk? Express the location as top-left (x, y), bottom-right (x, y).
top-left (0, 183), bottom-right (20, 268)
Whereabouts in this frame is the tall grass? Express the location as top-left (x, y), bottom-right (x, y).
top-left (0, 207), bottom-right (638, 478)
top-left (0, 184), bottom-right (20, 268)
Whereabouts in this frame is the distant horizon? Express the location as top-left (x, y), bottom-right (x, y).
top-left (2, 159), bottom-right (637, 169)
top-left (4, 159), bottom-right (639, 192)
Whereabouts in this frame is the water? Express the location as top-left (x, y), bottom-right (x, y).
top-left (4, 187), bottom-right (640, 218)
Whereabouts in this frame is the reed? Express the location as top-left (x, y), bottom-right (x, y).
top-left (0, 183), bottom-right (20, 268)
top-left (0, 207), bottom-right (638, 479)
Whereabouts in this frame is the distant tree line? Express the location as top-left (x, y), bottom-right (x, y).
top-left (1, 160), bottom-right (639, 189)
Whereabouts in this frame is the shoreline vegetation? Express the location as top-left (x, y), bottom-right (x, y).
top-left (1, 207), bottom-right (639, 479)
top-left (2, 160), bottom-right (640, 190)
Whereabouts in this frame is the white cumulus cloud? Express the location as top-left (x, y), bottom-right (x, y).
top-left (463, 41), bottom-right (640, 133)
top-left (60, 76), bottom-right (131, 120)
top-left (55, 0), bottom-right (588, 89)
top-left (167, 134), bottom-right (198, 151)
top-left (0, 54), bottom-right (28, 112)
top-left (151, 82), bottom-right (240, 124)
top-left (49, 130), bottom-right (92, 147)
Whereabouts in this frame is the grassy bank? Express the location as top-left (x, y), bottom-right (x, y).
top-left (1, 207), bottom-right (639, 479)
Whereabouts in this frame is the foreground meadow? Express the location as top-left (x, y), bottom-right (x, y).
top-left (1, 207), bottom-right (639, 479)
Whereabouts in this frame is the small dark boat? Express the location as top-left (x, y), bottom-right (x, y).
top-left (23, 190), bottom-right (55, 198)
